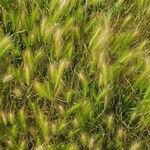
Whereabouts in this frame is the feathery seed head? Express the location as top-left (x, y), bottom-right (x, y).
top-left (8, 112), bottom-right (15, 124)
top-left (23, 64), bottom-right (30, 86)
top-left (107, 114), bottom-right (114, 129)
top-left (78, 72), bottom-right (86, 83)
top-left (19, 140), bottom-right (26, 150)
top-left (145, 56), bottom-right (150, 71)
top-left (23, 49), bottom-right (33, 70)
top-left (13, 87), bottom-right (22, 98)
top-left (37, 111), bottom-right (49, 139)
top-left (1, 112), bottom-right (7, 125)
top-left (36, 145), bottom-right (44, 150)
top-left (40, 17), bottom-right (48, 37)
top-left (54, 27), bottom-right (63, 60)
top-left (88, 137), bottom-right (95, 149)
top-left (73, 118), bottom-right (79, 127)
top-left (49, 63), bottom-right (56, 84)
top-left (59, 0), bottom-right (68, 6)
top-left (66, 90), bottom-right (73, 102)
top-left (18, 108), bottom-right (27, 131)
top-left (80, 133), bottom-right (88, 146)
top-left (117, 128), bottom-right (126, 140)
top-left (51, 123), bottom-right (57, 135)
top-left (58, 120), bottom-right (66, 132)
top-left (68, 144), bottom-right (78, 150)
top-left (130, 142), bottom-right (141, 150)
top-left (59, 105), bottom-right (65, 115)
top-left (34, 81), bottom-right (52, 100)
top-left (7, 140), bottom-right (14, 149)
top-left (2, 74), bottom-right (14, 83)
top-left (0, 35), bottom-right (13, 57)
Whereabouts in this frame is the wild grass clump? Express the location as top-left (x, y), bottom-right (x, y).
top-left (0, 0), bottom-right (150, 149)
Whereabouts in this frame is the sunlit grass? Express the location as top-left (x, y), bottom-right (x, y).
top-left (0, 0), bottom-right (150, 149)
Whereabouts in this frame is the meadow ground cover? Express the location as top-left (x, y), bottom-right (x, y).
top-left (0, 0), bottom-right (150, 149)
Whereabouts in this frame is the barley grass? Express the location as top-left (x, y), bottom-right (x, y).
top-left (0, 0), bottom-right (150, 149)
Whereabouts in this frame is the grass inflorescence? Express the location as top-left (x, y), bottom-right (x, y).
top-left (0, 0), bottom-right (150, 149)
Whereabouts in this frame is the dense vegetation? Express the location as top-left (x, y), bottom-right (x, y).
top-left (0, 0), bottom-right (150, 149)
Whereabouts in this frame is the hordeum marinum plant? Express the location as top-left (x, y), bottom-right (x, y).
top-left (0, 0), bottom-right (150, 149)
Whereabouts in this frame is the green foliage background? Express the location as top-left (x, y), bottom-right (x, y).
top-left (0, 0), bottom-right (150, 149)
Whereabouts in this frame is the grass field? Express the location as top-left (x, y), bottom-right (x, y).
top-left (0, 0), bottom-right (150, 149)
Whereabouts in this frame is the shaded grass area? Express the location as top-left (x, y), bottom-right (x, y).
top-left (0, 0), bottom-right (150, 149)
